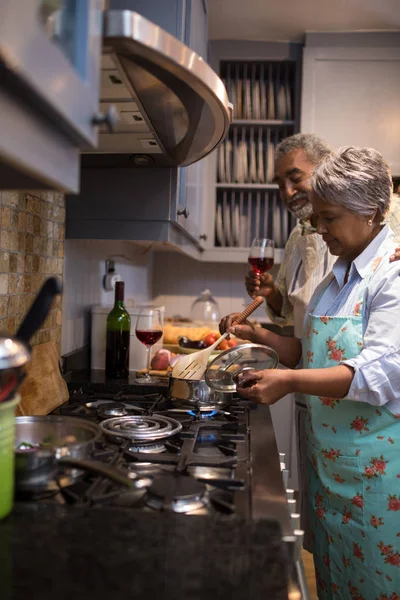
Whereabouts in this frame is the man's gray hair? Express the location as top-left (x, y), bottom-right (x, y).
top-left (275, 133), bottom-right (332, 165)
top-left (311, 146), bottom-right (392, 220)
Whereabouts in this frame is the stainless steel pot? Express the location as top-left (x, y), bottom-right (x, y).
top-left (15, 416), bottom-right (101, 491)
top-left (14, 416), bottom-right (149, 493)
top-left (168, 376), bottom-right (232, 410)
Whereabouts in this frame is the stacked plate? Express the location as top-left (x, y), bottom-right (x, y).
top-left (222, 65), bottom-right (293, 121)
top-left (218, 127), bottom-right (282, 184)
top-left (215, 191), bottom-right (294, 249)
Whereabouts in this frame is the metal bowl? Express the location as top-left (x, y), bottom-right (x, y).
top-left (169, 376), bottom-right (232, 410)
top-left (14, 416), bottom-right (101, 491)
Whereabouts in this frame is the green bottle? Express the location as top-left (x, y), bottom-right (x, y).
top-left (105, 281), bottom-right (131, 378)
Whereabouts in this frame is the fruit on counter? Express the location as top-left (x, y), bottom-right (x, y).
top-left (151, 349), bottom-right (182, 370)
top-left (202, 332), bottom-right (237, 350)
top-left (151, 349), bottom-right (172, 371)
top-left (178, 336), bottom-right (207, 349)
top-left (164, 324), bottom-right (218, 345)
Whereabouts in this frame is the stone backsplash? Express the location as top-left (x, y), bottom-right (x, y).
top-left (0, 190), bottom-right (65, 347)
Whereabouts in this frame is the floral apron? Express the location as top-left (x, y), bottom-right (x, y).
top-left (302, 240), bottom-right (400, 600)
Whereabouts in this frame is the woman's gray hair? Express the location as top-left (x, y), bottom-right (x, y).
top-left (311, 146), bottom-right (392, 220)
top-left (275, 133), bottom-right (332, 165)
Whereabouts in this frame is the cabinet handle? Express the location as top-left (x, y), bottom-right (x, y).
top-left (177, 206), bottom-right (190, 218)
top-left (199, 233), bottom-right (208, 241)
top-left (92, 105), bottom-right (119, 133)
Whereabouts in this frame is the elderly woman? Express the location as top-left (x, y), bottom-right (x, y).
top-left (220, 147), bottom-right (400, 600)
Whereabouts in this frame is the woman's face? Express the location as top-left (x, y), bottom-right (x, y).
top-left (310, 191), bottom-right (378, 261)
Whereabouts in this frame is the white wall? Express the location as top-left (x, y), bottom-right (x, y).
top-left (152, 250), bottom-right (277, 323)
top-left (61, 239), bottom-right (153, 355)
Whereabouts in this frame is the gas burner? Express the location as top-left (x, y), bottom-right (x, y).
top-left (145, 475), bottom-right (208, 513)
top-left (187, 409), bottom-right (220, 420)
top-left (99, 415), bottom-right (182, 444)
top-left (97, 402), bottom-right (128, 419)
top-left (128, 442), bottom-right (167, 454)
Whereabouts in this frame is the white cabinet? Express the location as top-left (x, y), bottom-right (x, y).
top-left (301, 33), bottom-right (400, 174)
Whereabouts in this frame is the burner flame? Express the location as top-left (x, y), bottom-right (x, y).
top-left (188, 409), bottom-right (218, 419)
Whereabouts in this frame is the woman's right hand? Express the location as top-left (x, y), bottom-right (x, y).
top-left (219, 313), bottom-right (256, 342)
top-left (245, 271), bottom-right (275, 299)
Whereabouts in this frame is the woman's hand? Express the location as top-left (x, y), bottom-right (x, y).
top-left (236, 369), bottom-right (294, 405)
top-left (389, 247), bottom-right (400, 262)
top-left (245, 271), bottom-right (275, 299)
top-left (219, 313), bottom-right (256, 341)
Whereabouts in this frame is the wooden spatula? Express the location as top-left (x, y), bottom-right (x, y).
top-left (171, 296), bottom-right (264, 381)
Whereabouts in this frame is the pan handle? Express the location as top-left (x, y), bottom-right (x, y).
top-left (58, 457), bottom-right (135, 488)
top-left (16, 277), bottom-right (62, 344)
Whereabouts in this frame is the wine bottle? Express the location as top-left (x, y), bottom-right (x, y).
top-left (105, 281), bottom-right (131, 378)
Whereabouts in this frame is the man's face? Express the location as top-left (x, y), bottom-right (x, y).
top-left (273, 149), bottom-right (315, 220)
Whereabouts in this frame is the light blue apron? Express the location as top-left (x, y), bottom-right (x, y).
top-left (302, 240), bottom-right (400, 600)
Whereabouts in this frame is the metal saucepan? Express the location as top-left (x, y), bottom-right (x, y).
top-left (168, 343), bottom-right (280, 409)
top-left (0, 277), bottom-right (62, 403)
top-left (14, 416), bottom-right (134, 492)
top-left (168, 376), bottom-right (232, 410)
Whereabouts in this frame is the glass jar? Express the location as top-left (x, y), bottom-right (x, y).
top-left (190, 289), bottom-right (220, 325)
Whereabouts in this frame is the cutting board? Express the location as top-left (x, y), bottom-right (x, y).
top-left (16, 341), bottom-right (69, 416)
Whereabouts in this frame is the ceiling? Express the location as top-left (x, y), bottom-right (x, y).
top-left (208, 0), bottom-right (400, 42)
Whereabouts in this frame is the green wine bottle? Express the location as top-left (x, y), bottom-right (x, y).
top-left (105, 281), bottom-right (131, 378)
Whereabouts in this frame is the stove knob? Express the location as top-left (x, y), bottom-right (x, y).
top-left (286, 488), bottom-right (295, 500)
top-left (279, 452), bottom-right (286, 463)
top-left (291, 512), bottom-right (301, 530)
top-left (287, 498), bottom-right (297, 513)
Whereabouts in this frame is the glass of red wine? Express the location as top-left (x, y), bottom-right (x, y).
top-left (135, 308), bottom-right (163, 383)
top-left (248, 238), bottom-right (275, 275)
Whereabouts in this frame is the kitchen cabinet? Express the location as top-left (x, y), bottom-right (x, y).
top-left (66, 168), bottom-right (204, 259)
top-left (199, 40), bottom-right (302, 264)
top-left (301, 32), bottom-right (400, 175)
top-left (0, 0), bottom-right (104, 193)
top-left (108, 0), bottom-right (208, 59)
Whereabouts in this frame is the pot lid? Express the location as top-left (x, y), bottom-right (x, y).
top-left (89, 10), bottom-right (232, 167)
top-left (205, 343), bottom-right (279, 393)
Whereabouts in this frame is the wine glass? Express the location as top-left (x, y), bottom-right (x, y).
top-left (248, 238), bottom-right (275, 275)
top-left (135, 309), bottom-right (163, 383)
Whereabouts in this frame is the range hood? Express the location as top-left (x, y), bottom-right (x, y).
top-left (82, 10), bottom-right (232, 168)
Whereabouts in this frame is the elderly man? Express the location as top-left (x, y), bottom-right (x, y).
top-left (245, 133), bottom-right (400, 552)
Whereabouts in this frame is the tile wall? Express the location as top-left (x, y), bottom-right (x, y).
top-left (0, 191), bottom-right (64, 347)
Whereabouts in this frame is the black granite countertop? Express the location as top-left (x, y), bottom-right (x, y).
top-left (0, 503), bottom-right (289, 600)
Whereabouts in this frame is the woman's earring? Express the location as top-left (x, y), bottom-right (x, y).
top-left (367, 218), bottom-right (373, 226)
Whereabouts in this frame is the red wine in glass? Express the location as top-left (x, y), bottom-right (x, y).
top-left (135, 308), bottom-right (163, 383)
top-left (136, 330), bottom-right (162, 346)
top-left (248, 238), bottom-right (275, 275)
top-left (248, 256), bottom-right (274, 274)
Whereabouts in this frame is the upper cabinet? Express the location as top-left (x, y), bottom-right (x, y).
top-left (0, 0), bottom-right (103, 193)
top-left (198, 40), bottom-right (302, 263)
top-left (301, 32), bottom-right (400, 175)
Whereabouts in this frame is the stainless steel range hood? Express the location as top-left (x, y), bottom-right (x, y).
top-left (82, 10), bottom-right (232, 168)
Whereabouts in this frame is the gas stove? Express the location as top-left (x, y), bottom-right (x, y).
top-left (19, 385), bottom-right (292, 533)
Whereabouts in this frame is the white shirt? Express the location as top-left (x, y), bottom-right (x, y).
top-left (307, 225), bottom-right (400, 414)
top-left (266, 222), bottom-right (336, 337)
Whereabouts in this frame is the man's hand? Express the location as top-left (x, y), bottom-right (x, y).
top-left (245, 271), bottom-right (275, 299)
top-left (219, 313), bottom-right (256, 342)
top-left (389, 247), bottom-right (400, 262)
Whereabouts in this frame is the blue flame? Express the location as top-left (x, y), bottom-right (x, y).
top-left (188, 409), bottom-right (218, 419)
